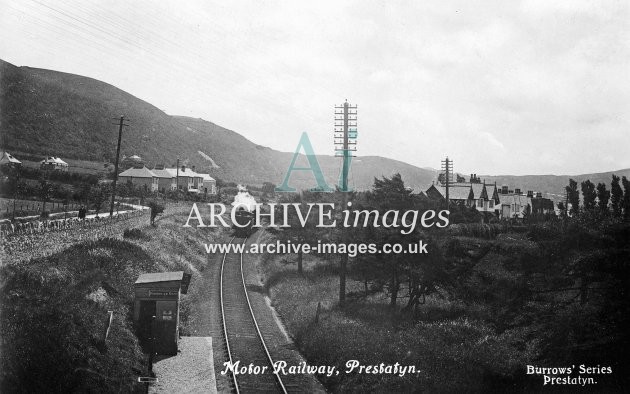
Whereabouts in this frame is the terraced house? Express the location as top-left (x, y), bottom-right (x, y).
top-left (118, 166), bottom-right (158, 191)
top-left (118, 164), bottom-right (217, 194)
top-left (425, 176), bottom-right (500, 214)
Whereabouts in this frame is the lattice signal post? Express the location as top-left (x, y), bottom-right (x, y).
top-left (441, 157), bottom-right (453, 210)
top-left (334, 100), bottom-right (357, 307)
top-left (334, 100), bottom-right (357, 192)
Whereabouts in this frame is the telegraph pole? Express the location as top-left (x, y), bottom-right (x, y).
top-left (109, 116), bottom-right (129, 217)
top-left (334, 100), bottom-right (357, 307)
top-left (441, 157), bottom-right (452, 210)
top-left (175, 158), bottom-right (181, 202)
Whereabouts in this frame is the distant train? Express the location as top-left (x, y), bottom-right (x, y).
top-left (231, 186), bottom-right (257, 237)
top-left (232, 207), bottom-right (255, 237)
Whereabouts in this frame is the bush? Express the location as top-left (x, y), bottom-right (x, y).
top-left (123, 228), bottom-right (145, 239)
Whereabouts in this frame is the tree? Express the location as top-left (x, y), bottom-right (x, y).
top-left (148, 201), bottom-right (165, 225)
top-left (596, 183), bottom-right (610, 213)
top-left (622, 176), bottom-right (630, 221)
top-left (581, 180), bottom-right (597, 212)
top-left (270, 192), bottom-right (321, 275)
top-left (611, 175), bottom-right (623, 217)
top-left (38, 176), bottom-right (54, 217)
top-left (89, 184), bottom-right (109, 214)
top-left (369, 174), bottom-right (416, 308)
top-left (566, 179), bottom-right (580, 215)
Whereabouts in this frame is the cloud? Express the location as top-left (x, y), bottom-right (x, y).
top-left (481, 132), bottom-right (505, 150)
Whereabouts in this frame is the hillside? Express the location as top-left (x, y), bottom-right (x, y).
top-left (480, 170), bottom-right (630, 202)
top-left (0, 59), bottom-right (435, 190)
top-left (1, 59), bottom-right (627, 194)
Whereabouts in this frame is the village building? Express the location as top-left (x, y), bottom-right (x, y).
top-left (164, 166), bottom-right (204, 193)
top-left (118, 163), bottom-right (216, 195)
top-left (151, 165), bottom-right (177, 193)
top-left (497, 187), bottom-right (555, 219)
top-left (118, 166), bottom-right (158, 192)
top-left (199, 173), bottom-right (217, 195)
top-left (40, 156), bottom-right (69, 172)
top-left (530, 192), bottom-right (555, 215)
top-left (426, 183), bottom-right (474, 207)
top-left (0, 151), bottom-right (22, 169)
top-left (425, 175), bottom-right (500, 214)
top-left (498, 188), bottom-right (531, 219)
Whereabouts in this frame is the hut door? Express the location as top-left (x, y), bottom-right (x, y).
top-left (138, 300), bottom-right (156, 347)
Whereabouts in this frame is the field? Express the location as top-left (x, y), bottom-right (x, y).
top-left (0, 197), bottom-right (82, 220)
top-left (15, 154), bottom-right (112, 175)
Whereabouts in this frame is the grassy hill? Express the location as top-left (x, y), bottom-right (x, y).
top-left (1, 58), bottom-right (627, 193)
top-left (480, 170), bottom-right (630, 202)
top-left (0, 59), bottom-right (435, 190)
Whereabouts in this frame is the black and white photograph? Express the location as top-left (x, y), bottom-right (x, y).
top-left (1, 1), bottom-right (629, 393)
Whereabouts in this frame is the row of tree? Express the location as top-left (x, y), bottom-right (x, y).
top-left (562, 174), bottom-right (630, 219)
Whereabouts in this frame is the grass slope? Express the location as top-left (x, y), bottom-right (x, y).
top-left (0, 59), bottom-right (435, 190)
top-left (0, 204), bottom-right (225, 393)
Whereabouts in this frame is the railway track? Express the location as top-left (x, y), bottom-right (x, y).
top-left (220, 236), bottom-right (289, 394)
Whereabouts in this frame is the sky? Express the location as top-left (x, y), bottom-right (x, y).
top-left (0, 0), bottom-right (628, 175)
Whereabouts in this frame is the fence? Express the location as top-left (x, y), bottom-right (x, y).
top-left (0, 209), bottom-right (149, 264)
top-left (0, 199), bottom-right (82, 218)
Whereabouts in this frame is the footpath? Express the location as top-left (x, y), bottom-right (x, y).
top-left (150, 337), bottom-right (217, 394)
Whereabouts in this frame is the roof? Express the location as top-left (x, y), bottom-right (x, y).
top-left (164, 168), bottom-right (203, 178)
top-left (0, 151), bottom-right (21, 165)
top-left (151, 168), bottom-right (175, 178)
top-left (199, 173), bottom-right (215, 182)
top-left (135, 271), bottom-right (191, 293)
top-left (119, 166), bottom-right (156, 178)
top-left (531, 198), bottom-right (554, 211)
top-left (470, 183), bottom-right (485, 199)
top-left (486, 184), bottom-right (498, 200)
top-left (499, 194), bottom-right (531, 206)
top-left (41, 156), bottom-right (68, 165)
top-left (136, 271), bottom-right (185, 284)
top-left (429, 184), bottom-right (472, 200)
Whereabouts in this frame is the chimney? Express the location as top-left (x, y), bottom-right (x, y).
top-left (515, 188), bottom-right (521, 195)
top-left (192, 165), bottom-right (196, 172)
top-left (508, 189), bottom-right (514, 194)
top-left (536, 192), bottom-right (542, 198)
top-left (181, 165), bottom-right (186, 172)
top-left (501, 185), bottom-right (508, 194)
top-left (527, 190), bottom-right (533, 198)
top-left (155, 164), bottom-right (164, 170)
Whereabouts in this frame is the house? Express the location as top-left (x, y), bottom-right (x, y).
top-left (498, 190), bottom-right (531, 219)
top-left (426, 183), bottom-right (474, 207)
top-left (425, 179), bottom-right (500, 214)
top-left (530, 192), bottom-right (555, 215)
top-left (40, 156), bottom-right (68, 172)
top-left (497, 187), bottom-right (555, 219)
top-left (165, 166), bottom-right (204, 193)
top-left (118, 166), bottom-right (158, 192)
top-left (198, 173), bottom-right (217, 195)
top-left (0, 151), bottom-right (21, 169)
top-left (151, 165), bottom-right (177, 193)
top-left (470, 182), bottom-right (500, 213)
